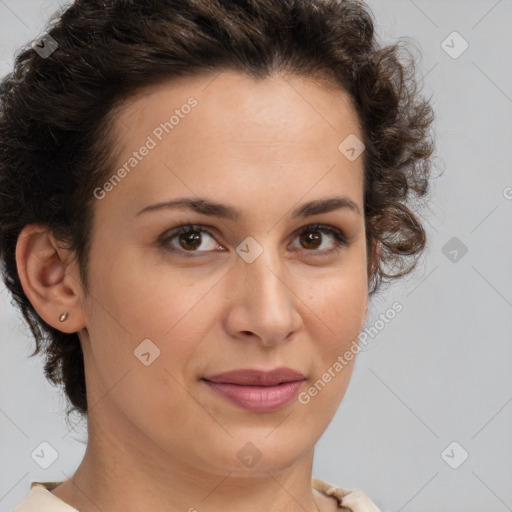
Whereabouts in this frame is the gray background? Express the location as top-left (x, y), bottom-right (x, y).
top-left (1, 1), bottom-right (511, 511)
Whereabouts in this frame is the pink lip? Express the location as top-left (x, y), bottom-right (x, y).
top-left (201, 367), bottom-right (306, 412)
top-left (202, 367), bottom-right (305, 386)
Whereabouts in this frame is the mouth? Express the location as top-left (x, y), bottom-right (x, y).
top-left (200, 367), bottom-right (306, 412)
top-left (202, 366), bottom-right (306, 386)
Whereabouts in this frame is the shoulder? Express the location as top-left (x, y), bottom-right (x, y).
top-left (14, 479), bottom-right (381, 512)
top-left (12, 482), bottom-right (78, 512)
top-left (312, 477), bottom-right (382, 512)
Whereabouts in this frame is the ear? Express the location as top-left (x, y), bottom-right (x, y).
top-left (15, 223), bottom-right (86, 333)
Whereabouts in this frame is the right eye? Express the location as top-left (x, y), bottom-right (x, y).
top-left (160, 224), bottom-right (225, 255)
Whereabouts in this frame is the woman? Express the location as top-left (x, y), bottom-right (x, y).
top-left (0, 0), bottom-right (435, 511)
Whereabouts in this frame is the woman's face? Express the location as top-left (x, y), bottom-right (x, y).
top-left (78, 70), bottom-right (369, 476)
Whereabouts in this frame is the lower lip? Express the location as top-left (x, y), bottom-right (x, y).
top-left (202, 379), bottom-right (305, 412)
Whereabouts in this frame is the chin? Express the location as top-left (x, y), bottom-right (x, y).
top-left (197, 433), bottom-right (312, 477)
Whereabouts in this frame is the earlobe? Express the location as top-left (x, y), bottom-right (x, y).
top-left (15, 224), bottom-right (86, 333)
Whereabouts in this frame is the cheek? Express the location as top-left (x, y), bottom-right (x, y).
top-left (298, 274), bottom-right (367, 422)
top-left (88, 245), bottom-right (208, 340)
top-left (306, 266), bottom-right (368, 351)
top-left (81, 256), bottom-right (205, 419)
top-left (83, 253), bottom-right (224, 401)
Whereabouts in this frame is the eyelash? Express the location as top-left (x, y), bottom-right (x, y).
top-left (159, 223), bottom-right (348, 257)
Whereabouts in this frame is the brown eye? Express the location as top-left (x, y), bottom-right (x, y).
top-left (161, 225), bottom-right (220, 253)
top-left (160, 223), bottom-right (348, 258)
top-left (292, 224), bottom-right (348, 255)
top-left (177, 230), bottom-right (202, 250)
top-left (299, 231), bottom-right (322, 250)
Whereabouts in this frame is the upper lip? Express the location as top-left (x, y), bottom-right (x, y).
top-left (202, 367), bottom-right (306, 386)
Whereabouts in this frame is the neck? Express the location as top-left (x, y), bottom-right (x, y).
top-left (52, 406), bottom-right (335, 512)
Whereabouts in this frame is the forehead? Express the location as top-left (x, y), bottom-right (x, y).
top-left (115, 69), bottom-right (362, 144)
top-left (97, 70), bottom-right (365, 221)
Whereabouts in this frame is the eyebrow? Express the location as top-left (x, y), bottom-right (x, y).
top-left (135, 195), bottom-right (361, 220)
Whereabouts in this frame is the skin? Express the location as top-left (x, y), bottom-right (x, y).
top-left (16, 70), bottom-right (372, 512)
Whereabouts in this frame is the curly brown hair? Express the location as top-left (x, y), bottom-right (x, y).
top-left (0, 0), bottom-right (436, 418)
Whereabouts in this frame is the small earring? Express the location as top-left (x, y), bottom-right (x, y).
top-left (59, 312), bottom-right (69, 322)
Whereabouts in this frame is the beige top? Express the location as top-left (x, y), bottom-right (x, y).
top-left (12, 479), bottom-right (381, 512)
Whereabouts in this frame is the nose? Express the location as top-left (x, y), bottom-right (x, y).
top-left (223, 242), bottom-right (302, 347)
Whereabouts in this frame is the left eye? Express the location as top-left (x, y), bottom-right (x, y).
top-left (292, 224), bottom-right (348, 253)
top-left (160, 223), bottom-right (348, 255)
